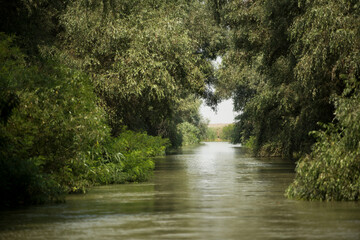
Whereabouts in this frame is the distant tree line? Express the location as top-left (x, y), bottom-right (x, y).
top-left (203, 124), bottom-right (235, 142)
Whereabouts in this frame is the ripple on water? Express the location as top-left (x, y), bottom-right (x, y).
top-left (1, 142), bottom-right (360, 240)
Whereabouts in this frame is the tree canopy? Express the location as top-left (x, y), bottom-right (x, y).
top-left (0, 0), bottom-right (222, 206)
top-left (215, 0), bottom-right (360, 200)
top-left (1, 0), bottom-right (359, 204)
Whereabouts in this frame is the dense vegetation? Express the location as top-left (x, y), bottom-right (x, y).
top-left (0, 0), bottom-right (221, 207)
top-left (214, 0), bottom-right (360, 200)
top-left (1, 0), bottom-right (359, 204)
top-left (204, 124), bottom-right (235, 142)
top-left (0, 33), bottom-right (170, 206)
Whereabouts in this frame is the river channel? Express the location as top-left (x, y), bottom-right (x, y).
top-left (1, 142), bottom-right (360, 239)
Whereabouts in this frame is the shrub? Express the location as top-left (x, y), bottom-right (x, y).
top-left (176, 122), bottom-right (201, 146)
top-left (0, 33), bottom-right (110, 203)
top-left (286, 80), bottom-right (360, 200)
top-left (84, 129), bottom-right (169, 185)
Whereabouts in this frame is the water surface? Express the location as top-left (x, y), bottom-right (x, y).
top-left (1, 142), bottom-right (360, 239)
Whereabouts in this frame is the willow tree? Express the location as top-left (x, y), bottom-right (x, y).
top-left (286, 0), bottom-right (360, 200)
top-left (216, 0), bottom-right (339, 158)
top-left (59, 0), bottom-right (222, 140)
top-left (215, 0), bottom-right (360, 200)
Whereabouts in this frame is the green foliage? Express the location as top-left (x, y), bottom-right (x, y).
top-left (0, 0), bottom-right (224, 207)
top-left (158, 96), bottom-right (209, 148)
top-left (217, 0), bottom-right (317, 158)
top-left (212, 0), bottom-right (360, 200)
top-left (0, 33), bottom-right (23, 123)
top-left (0, 154), bottom-right (65, 207)
top-left (204, 127), bottom-right (217, 141)
top-left (221, 124), bottom-right (235, 141)
top-left (176, 122), bottom-right (201, 146)
top-left (9, 64), bottom-right (108, 188)
top-left (113, 129), bottom-right (169, 157)
top-left (0, 0), bottom-right (223, 207)
top-left (216, 0), bottom-right (359, 159)
top-left (0, 34), bottom-right (170, 205)
top-left (202, 124), bottom-right (235, 142)
top-left (0, 42), bottom-right (109, 201)
top-left (0, 35), bottom-right (65, 206)
top-left (243, 136), bottom-right (256, 150)
top-left (1, 0), bottom-right (220, 143)
top-left (85, 129), bottom-right (169, 185)
top-left (286, 88), bottom-right (360, 200)
top-left (285, 0), bottom-right (360, 200)
top-left (59, 0), bottom-right (215, 137)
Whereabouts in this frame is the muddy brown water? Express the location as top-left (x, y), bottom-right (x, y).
top-left (1, 142), bottom-right (360, 239)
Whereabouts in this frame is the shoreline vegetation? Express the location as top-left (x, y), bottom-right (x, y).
top-left (0, 0), bottom-right (212, 208)
top-left (215, 0), bottom-right (360, 201)
top-left (1, 0), bottom-right (359, 207)
top-left (203, 123), bottom-right (235, 142)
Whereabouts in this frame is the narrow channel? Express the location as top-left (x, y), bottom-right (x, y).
top-left (1, 142), bottom-right (359, 239)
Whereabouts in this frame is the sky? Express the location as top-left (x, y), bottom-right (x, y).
top-left (200, 99), bottom-right (238, 124)
top-left (199, 57), bottom-right (238, 124)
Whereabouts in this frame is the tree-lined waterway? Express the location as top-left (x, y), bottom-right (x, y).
top-left (1, 142), bottom-right (360, 239)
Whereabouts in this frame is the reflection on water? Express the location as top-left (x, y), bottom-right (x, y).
top-left (1, 142), bottom-right (360, 239)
